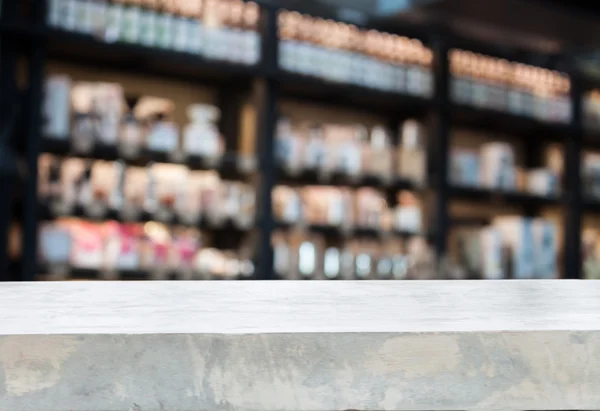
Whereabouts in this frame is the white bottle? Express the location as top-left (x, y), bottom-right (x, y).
top-left (147, 114), bottom-right (179, 153)
top-left (183, 104), bottom-right (222, 159)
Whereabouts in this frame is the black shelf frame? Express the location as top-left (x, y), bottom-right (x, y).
top-left (0, 0), bottom-right (594, 280)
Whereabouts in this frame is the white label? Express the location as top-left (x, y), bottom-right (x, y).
top-left (203, 28), bottom-right (223, 60)
top-left (173, 17), bottom-right (188, 51)
top-left (279, 41), bottom-right (294, 71)
top-left (63, 0), bottom-right (77, 31)
top-left (245, 31), bottom-right (260, 65)
top-left (89, 1), bottom-right (106, 35)
top-left (75, 0), bottom-right (93, 34)
top-left (104, 4), bottom-right (123, 43)
top-left (155, 13), bottom-right (173, 49)
top-left (507, 90), bottom-right (526, 115)
top-left (139, 10), bottom-right (157, 47)
top-left (406, 66), bottom-right (424, 95)
top-left (394, 64), bottom-right (406, 93)
top-left (187, 20), bottom-right (204, 54)
top-left (122, 6), bottom-right (140, 43)
top-left (471, 81), bottom-right (489, 107)
top-left (338, 51), bottom-right (352, 83)
top-left (48, 0), bottom-right (62, 26)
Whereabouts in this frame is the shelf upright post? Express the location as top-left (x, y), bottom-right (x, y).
top-left (430, 30), bottom-right (451, 260)
top-left (0, 0), bottom-right (20, 281)
top-left (217, 90), bottom-right (243, 155)
top-left (254, 4), bottom-right (279, 279)
top-left (20, 0), bottom-right (48, 281)
top-left (563, 60), bottom-right (583, 279)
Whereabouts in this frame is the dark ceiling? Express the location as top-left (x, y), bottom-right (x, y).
top-left (535, 0), bottom-right (600, 17)
top-left (389, 0), bottom-right (600, 54)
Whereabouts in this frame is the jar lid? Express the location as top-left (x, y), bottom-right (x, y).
top-left (188, 104), bottom-right (220, 122)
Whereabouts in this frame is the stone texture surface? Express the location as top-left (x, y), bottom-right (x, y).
top-left (1, 281), bottom-right (599, 411)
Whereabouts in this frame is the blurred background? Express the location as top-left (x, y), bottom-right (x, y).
top-left (1, 0), bottom-right (600, 282)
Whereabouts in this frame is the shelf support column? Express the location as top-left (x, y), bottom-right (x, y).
top-left (21, 0), bottom-right (48, 281)
top-left (430, 32), bottom-right (451, 259)
top-left (0, 0), bottom-right (21, 281)
top-left (254, 5), bottom-right (279, 279)
top-left (563, 62), bottom-right (583, 279)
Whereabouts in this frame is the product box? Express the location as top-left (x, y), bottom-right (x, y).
top-left (583, 153), bottom-right (600, 199)
top-left (302, 124), bottom-right (325, 171)
top-left (183, 104), bottom-right (223, 160)
top-left (275, 118), bottom-right (304, 174)
top-left (354, 188), bottom-right (385, 230)
top-left (455, 228), bottom-right (482, 278)
top-left (532, 219), bottom-right (558, 279)
top-left (527, 168), bottom-right (559, 197)
top-left (493, 216), bottom-right (535, 279)
top-left (398, 120), bottom-right (427, 185)
top-left (480, 227), bottom-right (504, 280)
top-left (103, 222), bottom-right (141, 272)
top-left (584, 92), bottom-right (600, 131)
top-left (120, 166), bottom-right (147, 221)
top-left (273, 186), bottom-right (303, 224)
top-left (273, 231), bottom-right (292, 278)
top-left (43, 75), bottom-right (72, 139)
top-left (393, 191), bottom-right (422, 234)
top-left (53, 158), bottom-right (86, 216)
top-left (70, 221), bottom-right (105, 270)
top-left (480, 142), bottom-right (516, 190)
top-left (398, 147), bottom-right (427, 186)
top-left (151, 163), bottom-right (188, 222)
top-left (366, 126), bottom-right (393, 182)
top-left (39, 221), bottom-right (72, 267)
top-left (450, 149), bottom-right (480, 187)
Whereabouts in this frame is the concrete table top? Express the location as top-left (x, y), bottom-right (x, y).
top-left (0, 280), bottom-right (599, 411)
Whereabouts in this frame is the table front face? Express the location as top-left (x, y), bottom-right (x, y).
top-left (2, 331), bottom-right (600, 411)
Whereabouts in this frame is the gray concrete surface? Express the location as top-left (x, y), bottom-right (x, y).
top-left (0, 280), bottom-right (599, 411)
